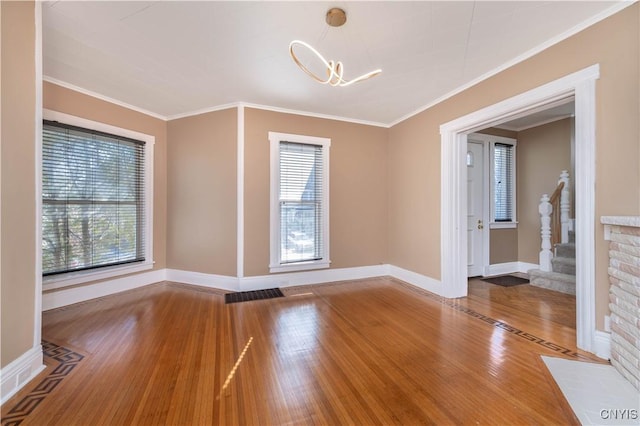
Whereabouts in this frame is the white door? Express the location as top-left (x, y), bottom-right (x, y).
top-left (467, 141), bottom-right (485, 277)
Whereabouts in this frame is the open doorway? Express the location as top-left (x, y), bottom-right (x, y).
top-left (466, 101), bottom-right (577, 336)
top-left (467, 101), bottom-right (575, 280)
top-left (440, 65), bottom-right (603, 357)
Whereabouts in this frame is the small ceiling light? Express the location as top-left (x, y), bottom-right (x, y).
top-left (289, 8), bottom-right (382, 87)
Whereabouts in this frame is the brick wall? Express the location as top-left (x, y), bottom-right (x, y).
top-left (603, 217), bottom-right (640, 391)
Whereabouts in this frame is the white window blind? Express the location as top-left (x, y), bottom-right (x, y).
top-left (279, 141), bottom-right (324, 264)
top-left (42, 120), bottom-right (146, 276)
top-left (494, 143), bottom-right (514, 222)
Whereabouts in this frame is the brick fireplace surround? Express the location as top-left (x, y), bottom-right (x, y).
top-left (601, 216), bottom-right (640, 391)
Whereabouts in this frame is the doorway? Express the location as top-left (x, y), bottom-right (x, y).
top-left (439, 65), bottom-right (600, 355)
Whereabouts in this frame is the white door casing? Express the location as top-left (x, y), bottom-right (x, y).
top-left (467, 141), bottom-right (484, 277)
top-left (439, 64), bottom-right (599, 355)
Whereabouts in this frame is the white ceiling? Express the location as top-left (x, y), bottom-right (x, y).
top-left (42, 1), bottom-right (631, 126)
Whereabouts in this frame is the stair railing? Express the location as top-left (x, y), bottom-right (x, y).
top-left (538, 170), bottom-right (571, 272)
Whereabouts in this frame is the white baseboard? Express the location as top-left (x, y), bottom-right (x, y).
top-left (518, 262), bottom-right (539, 273)
top-left (593, 330), bottom-right (611, 360)
top-left (387, 265), bottom-right (442, 294)
top-left (241, 264), bottom-right (390, 290)
top-left (483, 261), bottom-right (539, 276)
top-left (40, 264), bottom-right (444, 308)
top-left (1, 345), bottom-right (45, 405)
top-left (42, 269), bottom-right (166, 311)
top-left (165, 269), bottom-right (239, 291)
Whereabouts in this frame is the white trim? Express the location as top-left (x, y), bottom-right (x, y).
top-left (165, 102), bottom-right (239, 121)
top-left (41, 109), bottom-right (155, 290)
top-left (388, 2), bottom-right (633, 127)
top-left (165, 269), bottom-right (239, 292)
top-left (593, 330), bottom-right (611, 360)
top-left (387, 265), bottom-right (442, 295)
top-left (42, 269), bottom-right (165, 311)
top-left (43, 262), bottom-right (154, 291)
top-left (440, 64), bottom-right (600, 353)
top-left (42, 265), bottom-right (444, 307)
top-left (482, 261), bottom-right (539, 277)
top-left (34, 0), bottom-right (44, 350)
top-left (238, 102), bottom-right (388, 128)
top-left (268, 131), bottom-right (331, 273)
top-left (574, 76), bottom-right (597, 351)
top-left (42, 77), bottom-right (390, 128)
top-left (43, 76), bottom-right (167, 121)
top-left (1, 345), bottom-right (45, 405)
top-left (483, 262), bottom-right (520, 277)
top-left (241, 265), bottom-right (388, 291)
top-left (237, 106), bottom-right (244, 278)
top-left (489, 222), bottom-right (518, 229)
top-left (518, 262), bottom-right (540, 273)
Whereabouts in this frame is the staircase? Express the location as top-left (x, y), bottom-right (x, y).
top-left (528, 170), bottom-right (576, 295)
top-left (529, 230), bottom-right (576, 295)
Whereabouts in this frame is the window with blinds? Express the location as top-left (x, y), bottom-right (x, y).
top-left (42, 120), bottom-right (146, 276)
top-left (269, 132), bottom-right (330, 272)
top-left (493, 143), bottom-right (514, 222)
top-left (279, 142), bottom-right (324, 264)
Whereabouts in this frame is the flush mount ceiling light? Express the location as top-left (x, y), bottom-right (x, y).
top-left (289, 8), bottom-right (382, 87)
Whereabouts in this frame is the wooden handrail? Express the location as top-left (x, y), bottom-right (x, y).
top-left (549, 181), bottom-right (565, 247)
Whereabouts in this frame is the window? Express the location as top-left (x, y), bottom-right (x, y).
top-left (489, 138), bottom-right (517, 228)
top-left (269, 132), bottom-right (330, 273)
top-left (493, 143), bottom-right (514, 222)
top-left (42, 111), bottom-right (154, 288)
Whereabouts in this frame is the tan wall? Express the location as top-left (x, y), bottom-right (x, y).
top-left (388, 4), bottom-right (639, 328)
top-left (479, 127), bottom-right (520, 264)
top-left (517, 118), bottom-right (572, 264)
top-left (244, 108), bottom-right (388, 276)
top-left (43, 82), bottom-right (168, 273)
top-left (1, 1), bottom-right (37, 368)
top-left (166, 109), bottom-right (237, 276)
top-left (490, 229), bottom-right (519, 264)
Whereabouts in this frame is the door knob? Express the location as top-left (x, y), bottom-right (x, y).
top-left (477, 220), bottom-right (484, 230)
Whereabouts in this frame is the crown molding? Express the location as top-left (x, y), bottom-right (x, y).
top-left (43, 76), bottom-right (168, 121)
top-left (387, 0), bottom-right (635, 128)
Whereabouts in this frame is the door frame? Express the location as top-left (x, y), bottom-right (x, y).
top-left (439, 64), bottom-right (599, 355)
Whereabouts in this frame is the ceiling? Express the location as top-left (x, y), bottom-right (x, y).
top-left (42, 1), bottom-right (631, 126)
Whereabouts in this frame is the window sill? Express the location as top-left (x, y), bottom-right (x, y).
top-left (490, 221), bottom-right (518, 229)
top-left (269, 260), bottom-right (331, 274)
top-left (43, 261), bottom-right (154, 291)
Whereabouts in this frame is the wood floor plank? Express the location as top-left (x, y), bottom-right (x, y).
top-left (2, 277), bottom-right (592, 425)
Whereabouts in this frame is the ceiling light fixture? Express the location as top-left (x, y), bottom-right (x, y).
top-left (289, 8), bottom-right (382, 87)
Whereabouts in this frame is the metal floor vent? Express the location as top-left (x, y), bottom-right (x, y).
top-left (225, 288), bottom-right (285, 304)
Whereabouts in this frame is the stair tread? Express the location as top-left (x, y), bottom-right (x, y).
top-left (551, 257), bottom-right (576, 265)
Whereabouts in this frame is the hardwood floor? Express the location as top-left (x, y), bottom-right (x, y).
top-left (3, 277), bottom-right (600, 425)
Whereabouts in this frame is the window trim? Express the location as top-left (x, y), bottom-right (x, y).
top-left (42, 110), bottom-right (155, 290)
top-left (268, 131), bottom-right (330, 273)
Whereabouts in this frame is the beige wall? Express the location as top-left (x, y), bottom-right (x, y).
top-left (517, 118), bottom-right (572, 264)
top-left (244, 108), bottom-right (388, 276)
top-left (42, 82), bottom-right (168, 273)
top-left (166, 109), bottom-right (237, 276)
top-left (1, 1), bottom-right (37, 368)
top-left (490, 229), bottom-right (518, 264)
top-left (388, 4), bottom-right (639, 328)
top-left (479, 127), bottom-right (520, 264)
